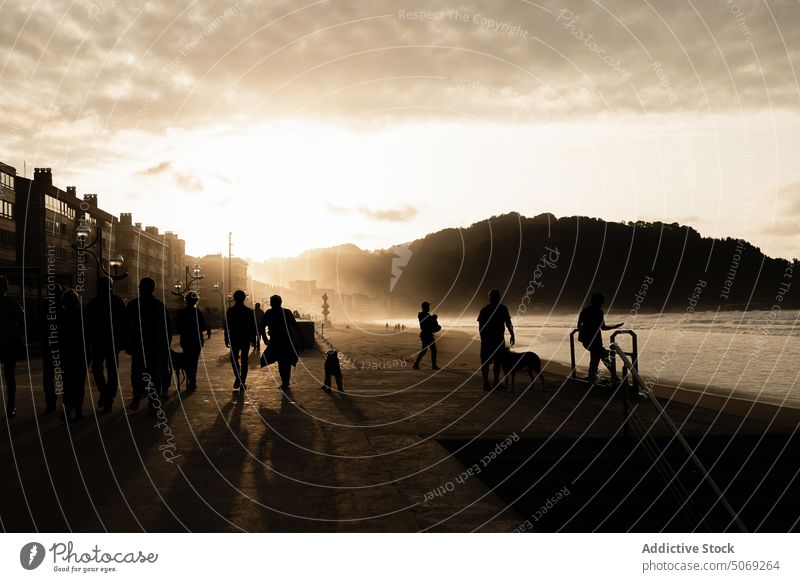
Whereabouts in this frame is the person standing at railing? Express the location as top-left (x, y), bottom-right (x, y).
top-left (577, 292), bottom-right (623, 384)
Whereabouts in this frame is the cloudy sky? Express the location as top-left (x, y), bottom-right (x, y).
top-left (2, 0), bottom-right (800, 260)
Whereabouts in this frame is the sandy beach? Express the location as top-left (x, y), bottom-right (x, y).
top-left (2, 321), bottom-right (797, 532)
top-left (321, 322), bottom-right (800, 429)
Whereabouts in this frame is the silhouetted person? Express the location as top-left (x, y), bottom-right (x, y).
top-left (478, 289), bottom-right (515, 391)
top-left (413, 301), bottom-right (440, 370)
top-left (261, 294), bottom-right (301, 391)
top-left (126, 277), bottom-right (172, 410)
top-left (578, 292), bottom-right (623, 384)
top-left (253, 302), bottom-right (265, 350)
top-left (0, 276), bottom-right (23, 419)
top-left (225, 290), bottom-right (256, 391)
top-left (85, 276), bottom-right (127, 414)
top-left (41, 282), bottom-right (63, 415)
top-left (176, 291), bottom-right (210, 392)
top-left (59, 289), bottom-right (88, 422)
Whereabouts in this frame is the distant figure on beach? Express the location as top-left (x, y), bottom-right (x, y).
top-left (413, 301), bottom-right (440, 370)
top-left (225, 290), bottom-right (257, 391)
top-left (176, 292), bottom-right (210, 392)
top-left (126, 277), bottom-right (172, 411)
top-left (85, 276), bottom-right (127, 414)
top-left (0, 276), bottom-right (23, 419)
top-left (577, 292), bottom-right (623, 384)
top-left (253, 302), bottom-right (265, 350)
top-left (41, 282), bottom-right (63, 415)
top-left (59, 289), bottom-right (88, 422)
top-left (260, 295), bottom-right (302, 392)
top-left (477, 289), bottom-right (515, 391)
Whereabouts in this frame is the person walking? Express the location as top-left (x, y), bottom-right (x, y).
top-left (126, 277), bottom-right (172, 410)
top-left (59, 289), bottom-right (88, 422)
top-left (413, 301), bottom-right (440, 370)
top-left (85, 276), bottom-right (127, 414)
top-left (225, 290), bottom-right (257, 391)
top-left (577, 292), bottom-right (623, 384)
top-left (0, 276), bottom-right (23, 419)
top-left (176, 291), bottom-right (210, 392)
top-left (477, 289), bottom-right (515, 391)
top-left (260, 295), bottom-right (301, 392)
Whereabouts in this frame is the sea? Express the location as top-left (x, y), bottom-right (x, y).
top-left (390, 310), bottom-right (800, 409)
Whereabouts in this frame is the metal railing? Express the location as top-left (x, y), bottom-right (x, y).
top-left (570, 328), bottom-right (639, 394)
top-left (610, 343), bottom-right (748, 533)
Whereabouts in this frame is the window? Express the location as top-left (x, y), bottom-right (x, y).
top-left (0, 172), bottom-right (13, 189)
top-left (0, 228), bottom-right (15, 249)
top-left (0, 200), bottom-right (13, 219)
top-left (45, 195), bottom-right (76, 219)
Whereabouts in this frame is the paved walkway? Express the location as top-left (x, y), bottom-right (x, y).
top-left (0, 328), bottom-right (775, 532)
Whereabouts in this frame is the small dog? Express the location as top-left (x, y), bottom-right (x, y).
top-left (498, 347), bottom-right (545, 392)
top-left (321, 350), bottom-right (344, 393)
top-left (170, 349), bottom-right (188, 392)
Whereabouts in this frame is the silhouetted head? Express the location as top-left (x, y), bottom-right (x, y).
top-left (185, 291), bottom-right (199, 307)
top-left (97, 276), bottom-right (113, 296)
top-left (255, 302), bottom-right (261, 309)
top-left (0, 275), bottom-right (7, 296)
top-left (421, 301), bottom-right (430, 313)
top-left (488, 289), bottom-right (501, 305)
top-left (139, 277), bottom-right (156, 297)
top-left (62, 289), bottom-right (80, 309)
top-left (591, 292), bottom-right (605, 307)
top-left (233, 290), bottom-right (246, 304)
top-left (270, 294), bottom-right (282, 308)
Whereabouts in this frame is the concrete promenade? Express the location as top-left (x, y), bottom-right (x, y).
top-left (0, 326), bottom-right (781, 532)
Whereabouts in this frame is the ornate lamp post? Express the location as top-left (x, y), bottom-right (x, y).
top-left (172, 264), bottom-right (204, 297)
top-left (71, 223), bottom-right (127, 281)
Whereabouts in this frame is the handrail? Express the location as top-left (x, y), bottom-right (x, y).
top-left (610, 330), bottom-right (639, 395)
top-left (570, 328), bottom-right (639, 393)
top-left (569, 328), bottom-right (580, 379)
top-left (610, 342), bottom-right (748, 533)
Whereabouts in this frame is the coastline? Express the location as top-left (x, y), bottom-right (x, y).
top-left (326, 322), bottom-right (800, 428)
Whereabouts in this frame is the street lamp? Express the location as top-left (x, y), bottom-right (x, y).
top-left (71, 223), bottom-right (128, 281)
top-left (172, 264), bottom-right (205, 297)
top-left (109, 254), bottom-right (124, 279)
top-left (76, 223), bottom-right (92, 244)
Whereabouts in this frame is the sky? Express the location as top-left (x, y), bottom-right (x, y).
top-left (2, 0), bottom-right (800, 260)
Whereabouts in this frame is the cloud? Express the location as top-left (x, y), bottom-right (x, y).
top-left (777, 181), bottom-right (800, 216)
top-left (175, 172), bottom-right (203, 192)
top-left (359, 205), bottom-right (418, 222)
top-left (4, 0), bottom-right (800, 154)
top-left (137, 160), bottom-right (172, 175)
top-left (325, 204), bottom-right (352, 215)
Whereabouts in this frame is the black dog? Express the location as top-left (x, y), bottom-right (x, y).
top-left (498, 347), bottom-right (545, 392)
top-left (170, 349), bottom-right (188, 392)
top-left (321, 350), bottom-right (344, 393)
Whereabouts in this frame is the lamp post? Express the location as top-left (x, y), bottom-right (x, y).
top-left (172, 264), bottom-right (204, 297)
top-left (211, 281), bottom-right (226, 327)
top-left (71, 224), bottom-right (127, 281)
